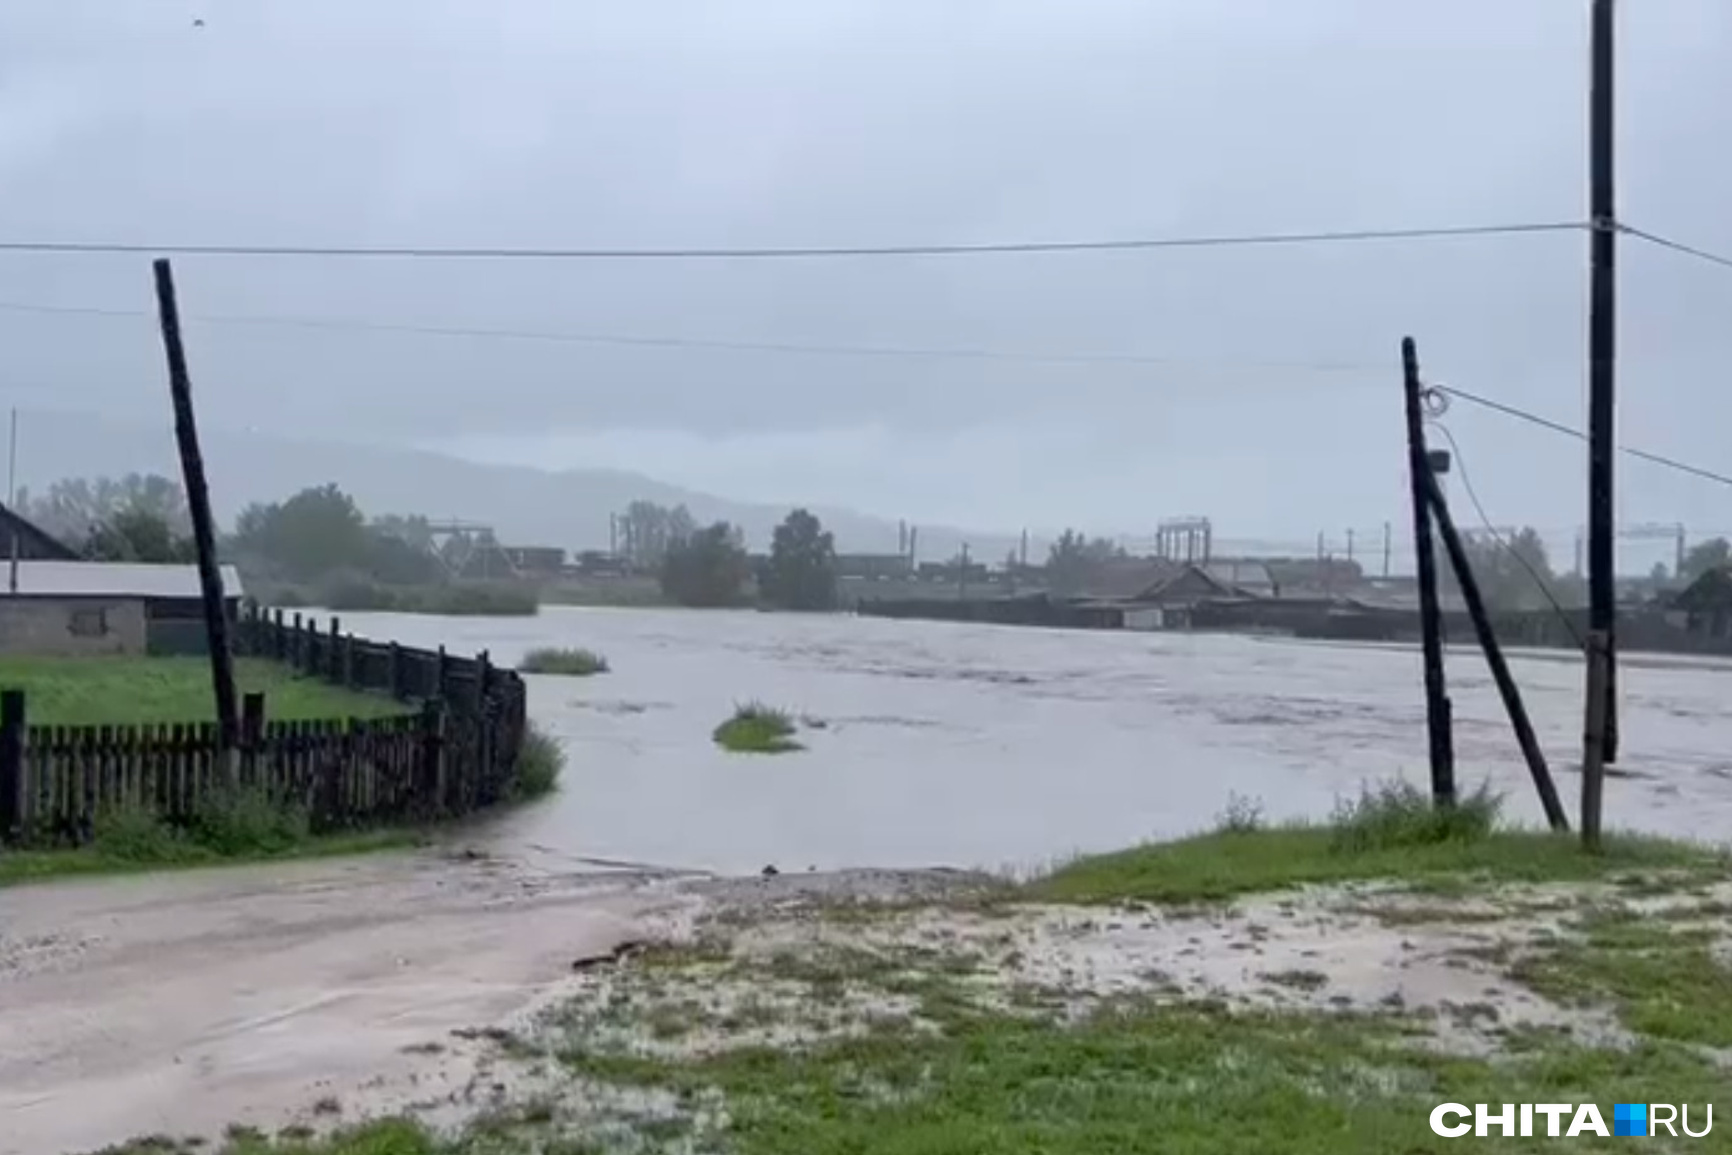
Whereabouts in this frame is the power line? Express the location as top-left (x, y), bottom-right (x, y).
top-left (1430, 383), bottom-right (1732, 490)
top-left (0, 220), bottom-right (1585, 262)
top-left (0, 297), bottom-right (1388, 374)
top-left (1619, 222), bottom-right (1732, 273)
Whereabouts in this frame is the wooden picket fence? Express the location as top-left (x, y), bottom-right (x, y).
top-left (0, 602), bottom-right (529, 847)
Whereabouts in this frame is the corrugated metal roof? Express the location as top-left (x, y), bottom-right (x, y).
top-left (2, 560), bottom-right (245, 599)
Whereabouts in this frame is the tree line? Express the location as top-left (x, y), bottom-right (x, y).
top-left (611, 499), bottom-right (840, 611)
top-left (13, 474), bottom-right (452, 589)
top-left (12, 476), bottom-right (845, 612)
top-left (16, 476), bottom-right (1730, 614)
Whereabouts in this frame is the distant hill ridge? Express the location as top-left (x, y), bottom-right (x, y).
top-left (10, 407), bottom-right (1020, 562)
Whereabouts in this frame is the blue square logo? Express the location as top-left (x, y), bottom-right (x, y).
top-left (1614, 1103), bottom-right (1647, 1137)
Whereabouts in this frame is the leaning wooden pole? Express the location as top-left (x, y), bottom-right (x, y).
top-left (153, 258), bottom-right (240, 750)
top-left (1402, 337), bottom-right (1455, 806)
top-left (1424, 471), bottom-right (1570, 831)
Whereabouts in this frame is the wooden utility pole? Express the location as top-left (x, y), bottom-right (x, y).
top-left (1426, 471), bottom-right (1569, 830)
top-left (1587, 0), bottom-right (1619, 765)
top-left (153, 259), bottom-right (239, 750)
top-left (1403, 337), bottom-right (1455, 806)
top-left (1582, 629), bottom-right (1610, 849)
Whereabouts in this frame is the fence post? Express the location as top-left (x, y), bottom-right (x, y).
top-left (291, 612), bottom-right (304, 670)
top-left (240, 691), bottom-right (265, 790)
top-left (273, 607), bottom-right (285, 660)
top-left (327, 616), bottom-right (341, 683)
top-left (436, 645), bottom-right (449, 701)
top-left (389, 642), bottom-right (405, 699)
top-left (472, 651), bottom-right (490, 713)
top-left (0, 690), bottom-right (24, 842)
top-left (342, 633), bottom-right (356, 688)
top-left (419, 697), bottom-right (447, 816)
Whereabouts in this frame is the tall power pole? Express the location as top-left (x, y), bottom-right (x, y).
top-left (1587, 0), bottom-right (1619, 766)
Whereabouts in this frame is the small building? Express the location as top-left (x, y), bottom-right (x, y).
top-left (1672, 567), bottom-right (1732, 639)
top-left (499, 545), bottom-right (567, 576)
top-left (1067, 562), bottom-right (1235, 630)
top-left (0, 503), bottom-right (78, 561)
top-left (835, 553), bottom-right (914, 581)
top-left (0, 560), bottom-right (246, 656)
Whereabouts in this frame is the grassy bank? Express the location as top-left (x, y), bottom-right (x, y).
top-left (0, 655), bottom-right (407, 725)
top-left (713, 702), bottom-right (803, 753)
top-left (0, 789), bottom-right (429, 889)
top-left (1034, 782), bottom-right (1720, 905)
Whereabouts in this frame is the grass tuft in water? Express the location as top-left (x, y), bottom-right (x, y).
top-left (517, 647), bottom-right (610, 676)
top-left (713, 701), bottom-right (803, 754)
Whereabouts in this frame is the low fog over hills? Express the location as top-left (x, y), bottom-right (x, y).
top-left (9, 407), bottom-right (1016, 560)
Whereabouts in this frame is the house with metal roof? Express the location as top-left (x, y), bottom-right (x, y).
top-left (0, 560), bottom-right (245, 656)
top-left (0, 502), bottom-right (78, 562)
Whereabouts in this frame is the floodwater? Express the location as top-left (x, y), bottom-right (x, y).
top-left (331, 608), bottom-right (1732, 875)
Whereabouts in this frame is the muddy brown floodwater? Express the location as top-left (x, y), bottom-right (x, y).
top-left (338, 607), bottom-right (1732, 873)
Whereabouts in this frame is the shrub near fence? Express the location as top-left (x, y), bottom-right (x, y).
top-left (0, 602), bottom-right (529, 848)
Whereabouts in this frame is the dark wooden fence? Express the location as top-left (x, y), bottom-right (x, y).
top-left (0, 602), bottom-right (529, 848)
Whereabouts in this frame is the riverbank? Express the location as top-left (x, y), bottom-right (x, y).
top-left (17, 788), bottom-right (1730, 1154)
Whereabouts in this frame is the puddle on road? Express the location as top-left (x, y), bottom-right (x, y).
top-left (333, 609), bottom-right (1732, 875)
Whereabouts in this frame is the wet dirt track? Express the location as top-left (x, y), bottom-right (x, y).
top-left (0, 853), bottom-right (682, 1155)
top-left (358, 607), bottom-right (1732, 874)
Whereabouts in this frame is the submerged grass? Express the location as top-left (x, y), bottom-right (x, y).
top-left (713, 701), bottom-right (803, 754)
top-left (1033, 780), bottom-right (1724, 905)
top-left (1511, 904), bottom-right (1732, 1046)
top-left (517, 647), bottom-right (610, 677)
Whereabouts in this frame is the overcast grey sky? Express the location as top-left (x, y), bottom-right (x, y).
top-left (2, 0), bottom-right (1729, 555)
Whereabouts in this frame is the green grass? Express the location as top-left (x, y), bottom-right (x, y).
top-left (713, 701), bottom-right (803, 753)
top-left (548, 1003), bottom-right (1732, 1155)
top-left (0, 813), bottom-right (424, 889)
top-left (1511, 905), bottom-right (1732, 1046)
top-left (1033, 781), bottom-right (1724, 905)
top-left (0, 655), bottom-right (407, 726)
top-left (517, 647), bottom-right (610, 676)
top-left (97, 999), bottom-right (1732, 1155)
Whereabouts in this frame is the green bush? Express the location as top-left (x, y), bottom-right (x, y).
top-left (91, 805), bottom-right (197, 863)
top-left (1329, 778), bottom-right (1500, 855)
top-left (518, 646), bottom-right (609, 676)
top-left (510, 722), bottom-right (564, 800)
top-left (187, 785), bottom-right (312, 856)
top-left (713, 702), bottom-right (803, 754)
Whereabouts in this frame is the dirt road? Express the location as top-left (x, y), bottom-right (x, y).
top-left (0, 850), bottom-right (696, 1155)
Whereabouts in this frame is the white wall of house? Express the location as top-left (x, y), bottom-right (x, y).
top-left (1123, 607), bottom-right (1165, 631)
top-left (0, 597), bottom-right (149, 656)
